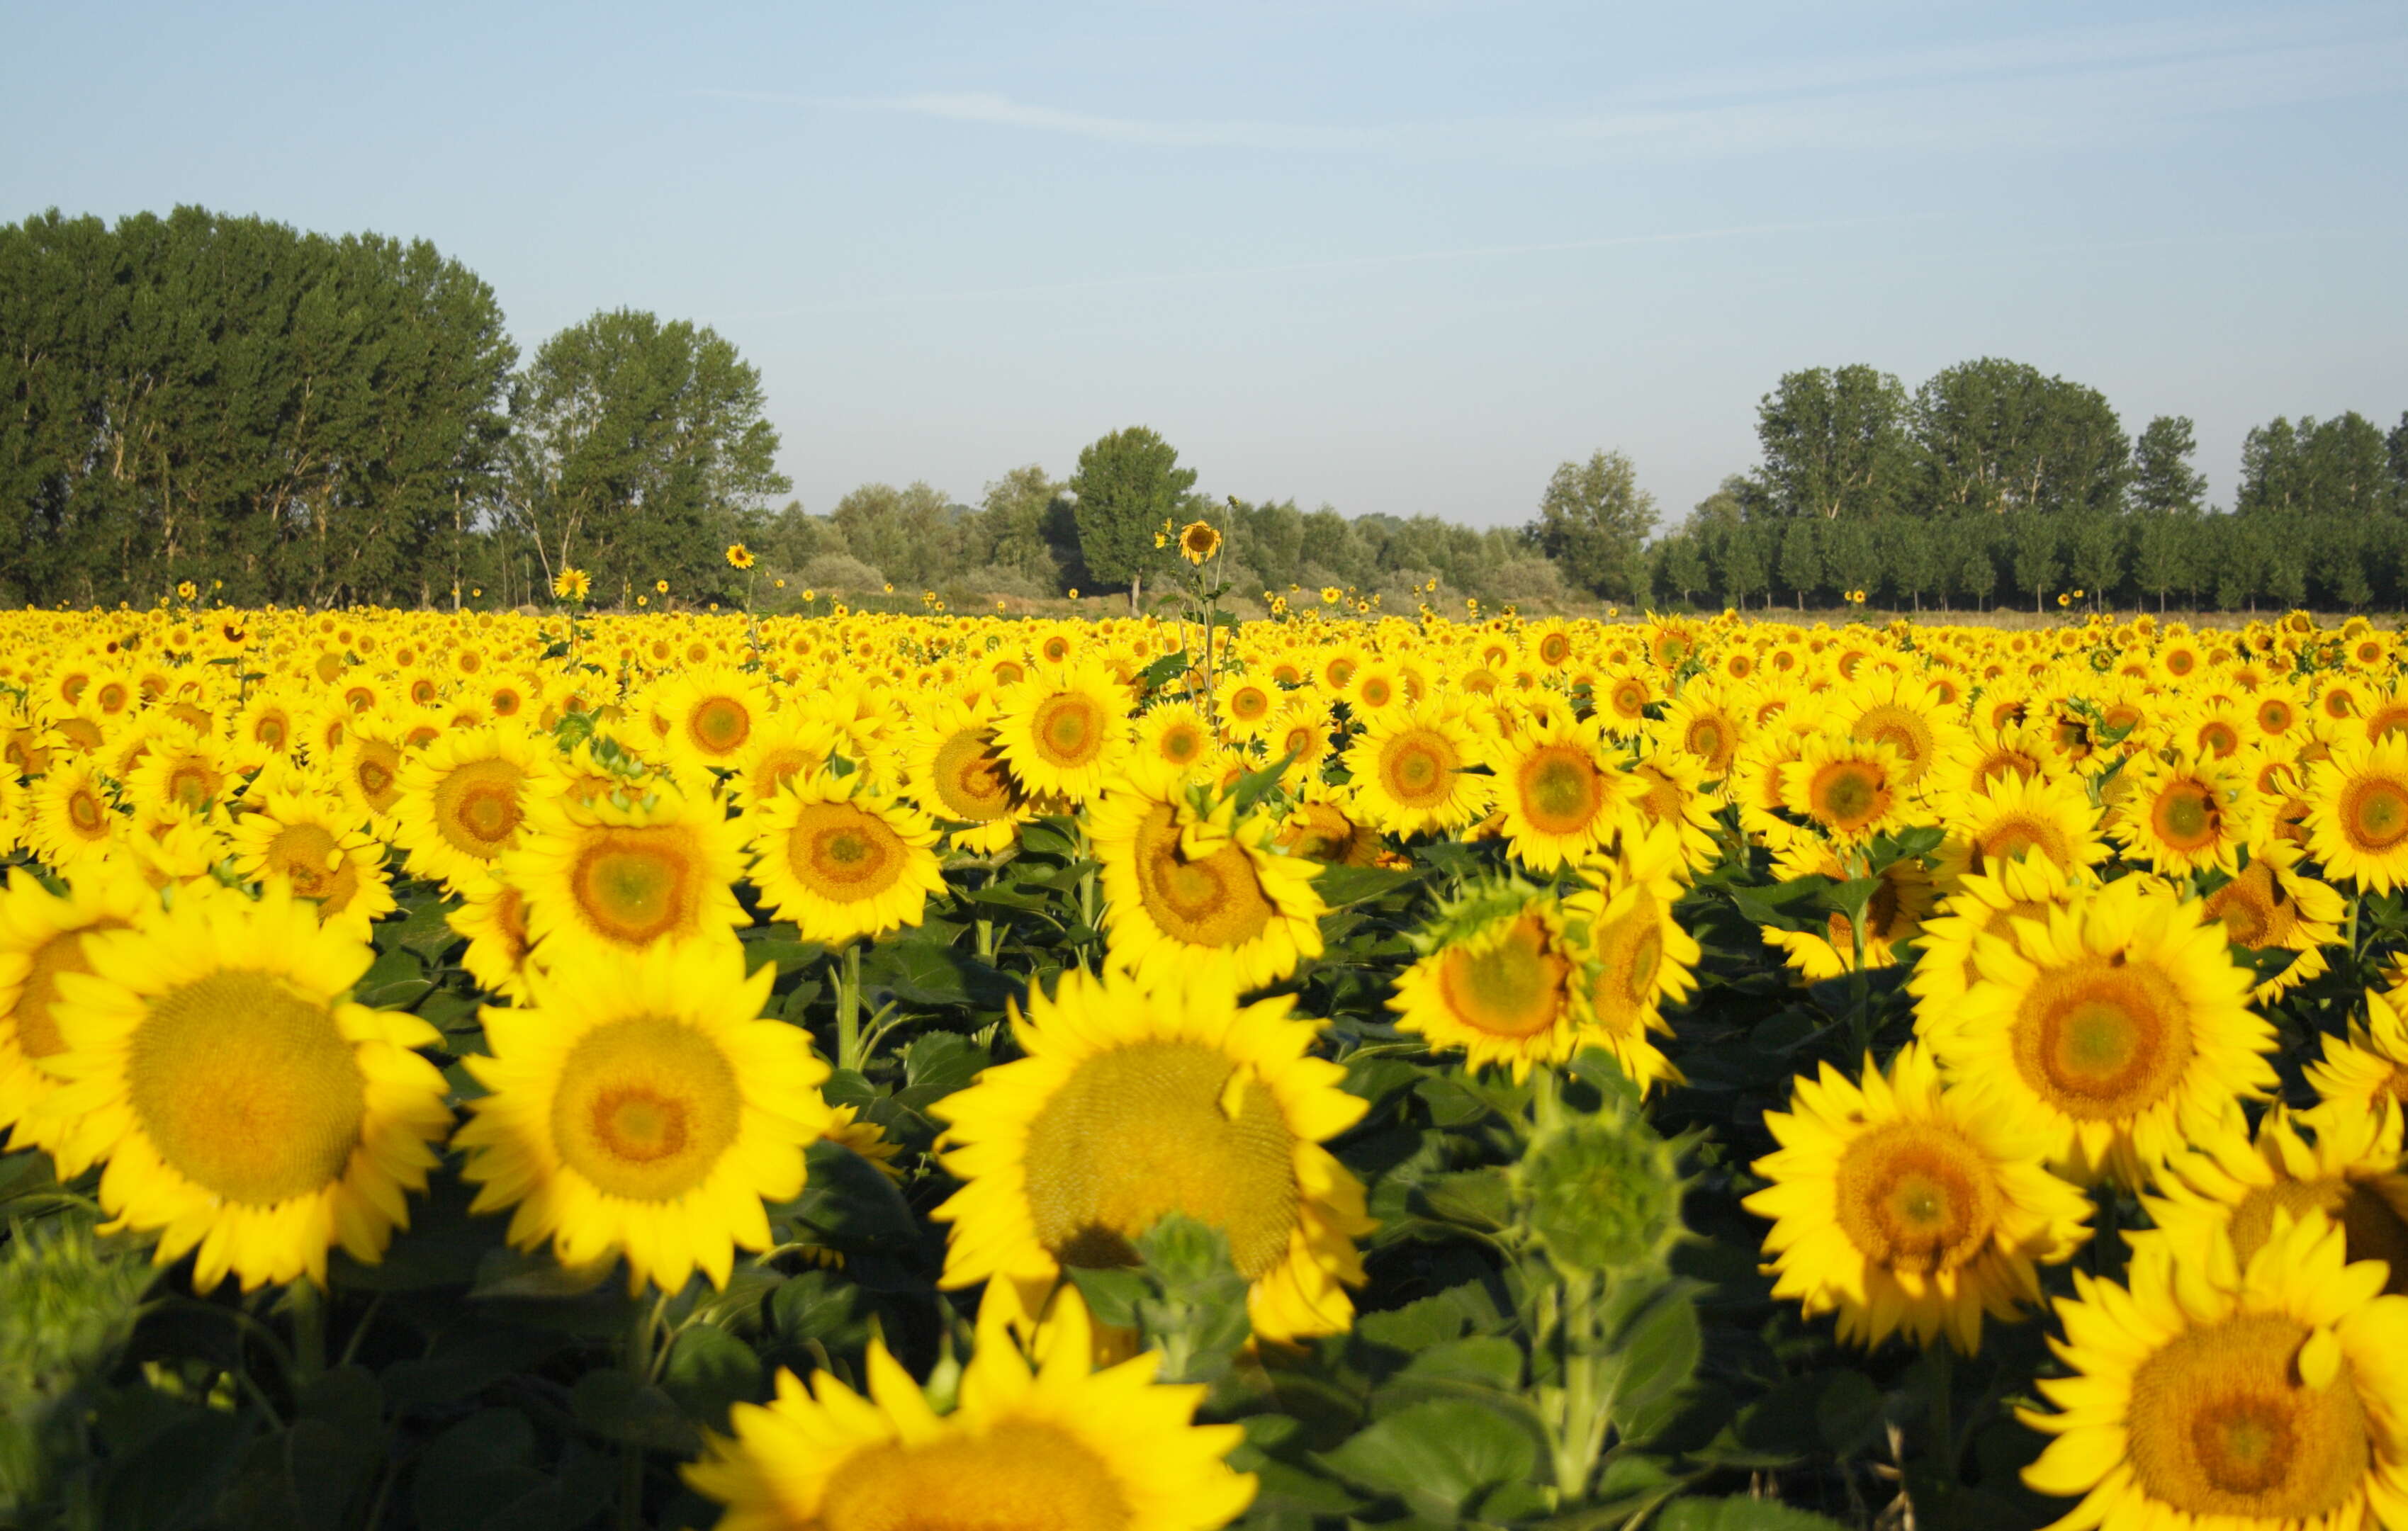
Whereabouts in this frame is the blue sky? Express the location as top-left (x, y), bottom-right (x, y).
top-left (6, 0), bottom-right (2403, 529)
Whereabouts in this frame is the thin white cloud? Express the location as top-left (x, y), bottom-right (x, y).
top-left (702, 9), bottom-right (2408, 161)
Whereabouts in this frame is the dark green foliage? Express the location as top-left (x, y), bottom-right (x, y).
top-left (1067, 425), bottom-right (1195, 591)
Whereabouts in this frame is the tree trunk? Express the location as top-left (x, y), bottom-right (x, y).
top-left (1130, 572), bottom-right (1141, 615)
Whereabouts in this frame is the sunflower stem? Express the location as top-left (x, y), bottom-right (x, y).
top-left (836, 941), bottom-right (864, 1073)
top-left (1924, 1340), bottom-right (1957, 1489)
top-left (286, 1281), bottom-right (325, 1387)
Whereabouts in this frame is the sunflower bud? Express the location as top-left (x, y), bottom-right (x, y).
top-left (1517, 1096), bottom-right (1684, 1275)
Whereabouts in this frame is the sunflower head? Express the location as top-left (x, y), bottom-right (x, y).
top-left (1178, 521), bottom-right (1222, 565)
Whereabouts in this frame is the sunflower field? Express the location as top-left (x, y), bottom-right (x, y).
top-left (2, 570), bottom-right (2407, 1531)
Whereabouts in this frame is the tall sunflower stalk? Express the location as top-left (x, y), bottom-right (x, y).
top-left (1173, 513), bottom-right (1230, 730)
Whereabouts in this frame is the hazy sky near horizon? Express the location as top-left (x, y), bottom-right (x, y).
top-left (5, 0), bottom-right (2404, 529)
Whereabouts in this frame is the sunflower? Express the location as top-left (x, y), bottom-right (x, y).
top-left (1127, 699), bottom-right (1219, 791)
top-left (1763, 843), bottom-right (1938, 982)
top-left (2304, 985), bottom-right (2408, 1122)
top-left (1213, 672), bottom-right (1278, 740)
top-left (453, 942), bottom-right (833, 1294)
top-left (1088, 781), bottom-right (1325, 995)
top-left (2020, 1211), bottom-right (2408, 1531)
top-left (1390, 880), bottom-right (1594, 1080)
top-left (2110, 748), bottom-right (2261, 877)
top-left (651, 667), bottom-right (775, 780)
top-left (1746, 1042), bottom-right (2088, 1352)
top-left (37, 886), bottom-right (452, 1290)
top-left (725, 711), bottom-right (841, 810)
top-left (899, 694), bottom-right (1035, 854)
top-left (1930, 767), bottom-right (2109, 887)
top-left (0, 868), bottom-right (152, 1157)
top-left (23, 758), bottom-right (123, 873)
top-left (1908, 854), bottom-right (2078, 1012)
top-left (1485, 713), bottom-right (1642, 872)
top-left (993, 663), bottom-right (1132, 803)
top-left (391, 723), bottom-right (542, 893)
top-left (744, 769), bottom-right (945, 947)
top-left (2305, 735), bottom-right (2408, 892)
top-left (551, 567), bottom-right (590, 602)
top-left (932, 967), bottom-right (1372, 1342)
top-left (1779, 735), bottom-right (1915, 846)
top-left (504, 779), bottom-right (748, 960)
top-left (1343, 700), bottom-right (1491, 837)
top-left (1926, 876), bottom-right (2275, 1187)
top-left (1626, 747), bottom-right (1725, 875)
top-left (725, 542), bottom-right (755, 570)
top-left (1274, 781), bottom-right (1386, 867)
top-left (1842, 672), bottom-right (1964, 789)
top-left (1178, 520), bottom-right (1223, 564)
top-left (684, 1284), bottom-right (1254, 1531)
top-left (119, 725), bottom-right (229, 822)
top-left (449, 876), bottom-right (541, 1004)
top-left (225, 786), bottom-right (396, 939)
top-left (2202, 840), bottom-right (2346, 1002)
top-left (2145, 1105), bottom-right (2408, 1296)
top-left (1560, 825), bottom-right (1697, 1095)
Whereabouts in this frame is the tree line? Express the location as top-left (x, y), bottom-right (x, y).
top-left (5, 208), bottom-right (2404, 613)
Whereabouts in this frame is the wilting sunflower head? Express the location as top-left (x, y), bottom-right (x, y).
top-left (1746, 1042), bottom-right (2089, 1354)
top-left (1928, 875), bottom-right (2275, 1187)
top-left (454, 940), bottom-right (832, 1294)
top-left (35, 885), bottom-right (451, 1291)
top-left (684, 1282), bottom-right (1256, 1531)
top-left (1178, 519), bottom-right (1223, 564)
top-left (932, 966), bottom-right (1373, 1343)
top-left (2020, 1210), bottom-right (2408, 1531)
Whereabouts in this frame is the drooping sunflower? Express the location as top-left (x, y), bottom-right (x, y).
top-left (2145, 1105), bottom-right (2408, 1296)
top-left (932, 967), bottom-right (1372, 1342)
top-left (2305, 985), bottom-right (2408, 1122)
top-left (2201, 840), bottom-right (2347, 1002)
top-left (1342, 700), bottom-right (1491, 837)
top-left (1390, 879), bottom-right (1594, 1080)
top-left (2305, 735), bottom-right (2408, 893)
top-left (503, 778), bottom-right (749, 960)
top-left (2110, 747), bottom-right (2261, 877)
top-left (452, 942), bottom-right (833, 1294)
top-left (38, 886), bottom-right (453, 1290)
top-left (684, 1285), bottom-right (1254, 1531)
top-left (2020, 1211), bottom-right (2408, 1531)
top-left (1088, 781), bottom-right (1325, 995)
top-left (1177, 519), bottom-right (1223, 565)
top-left (391, 723), bottom-right (543, 893)
top-left (1485, 713), bottom-right (1643, 873)
top-left (1274, 779), bottom-right (1388, 868)
top-left (1560, 824), bottom-right (1699, 1095)
top-left (1927, 876), bottom-right (2275, 1187)
top-left (992, 662), bottom-right (1132, 804)
top-left (0, 868), bottom-right (152, 1156)
top-left (225, 786), bottom-right (396, 939)
top-left (743, 769), bottom-right (946, 947)
top-left (1746, 1042), bottom-right (2089, 1353)
top-left (899, 694), bottom-right (1035, 854)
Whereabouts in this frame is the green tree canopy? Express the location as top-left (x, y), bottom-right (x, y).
top-left (2130, 416), bottom-right (2207, 516)
top-left (1530, 451), bottom-right (1657, 604)
top-left (1067, 426), bottom-right (1197, 599)
top-left (501, 308), bottom-right (787, 602)
top-left (1909, 358), bottom-right (2128, 518)
top-left (1752, 364), bottom-right (1911, 519)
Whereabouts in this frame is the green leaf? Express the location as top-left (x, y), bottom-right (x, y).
top-left (1315, 1399), bottom-right (1540, 1519)
top-left (353, 946), bottom-right (431, 1010)
top-left (1064, 1265), bottom-right (1149, 1329)
top-left (411, 1408), bottom-right (541, 1531)
top-left (893, 1031), bottom-right (990, 1109)
top-left (1413, 1168), bottom-right (1513, 1231)
top-left (770, 1140), bottom-right (925, 1255)
top-left (1606, 1287), bottom-right (1702, 1442)
top-left (1655, 1496), bottom-right (1852, 1531)
top-left (468, 1243), bottom-right (617, 1299)
top-left (101, 1407), bottom-right (249, 1531)
top-left (660, 1323), bottom-right (765, 1429)
top-left (1397, 1335), bottom-right (1523, 1391)
top-left (1313, 862), bottom-right (1419, 907)
top-left (570, 1369), bottom-right (697, 1453)
top-left (858, 931), bottom-right (1016, 1010)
